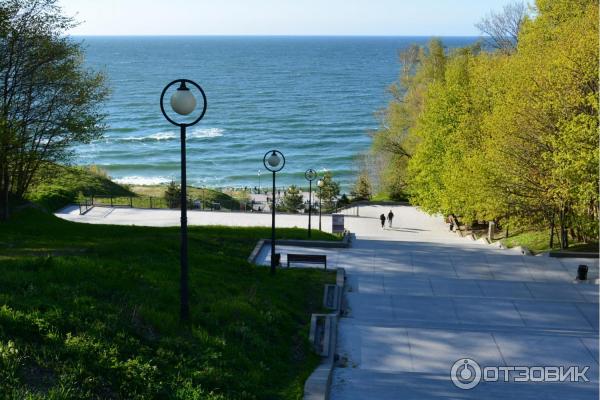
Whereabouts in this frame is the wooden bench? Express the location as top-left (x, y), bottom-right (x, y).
top-left (287, 254), bottom-right (327, 270)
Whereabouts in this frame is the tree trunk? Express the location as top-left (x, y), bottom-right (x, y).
top-left (0, 162), bottom-right (9, 221)
top-left (558, 208), bottom-right (565, 249)
top-left (549, 212), bottom-right (555, 249)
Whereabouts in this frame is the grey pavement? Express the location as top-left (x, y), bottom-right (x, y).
top-left (255, 205), bottom-right (599, 399)
top-left (57, 204), bottom-right (599, 398)
top-left (56, 204), bottom-right (335, 232)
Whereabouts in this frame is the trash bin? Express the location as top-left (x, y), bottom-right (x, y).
top-left (577, 265), bottom-right (588, 281)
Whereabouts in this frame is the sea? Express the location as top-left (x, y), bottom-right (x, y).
top-left (76, 36), bottom-right (479, 191)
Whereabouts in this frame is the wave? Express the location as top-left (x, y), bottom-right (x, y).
top-left (111, 127), bottom-right (224, 143)
top-left (113, 176), bottom-right (173, 185)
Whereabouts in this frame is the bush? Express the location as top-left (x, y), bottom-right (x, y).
top-left (164, 181), bottom-right (181, 209)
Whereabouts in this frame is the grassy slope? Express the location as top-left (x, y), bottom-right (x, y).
top-left (128, 185), bottom-right (245, 210)
top-left (501, 229), bottom-right (598, 255)
top-left (26, 165), bottom-right (247, 212)
top-left (27, 165), bottom-right (134, 211)
top-left (0, 211), bottom-right (335, 399)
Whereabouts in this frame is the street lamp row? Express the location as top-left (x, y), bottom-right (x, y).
top-left (160, 79), bottom-right (330, 321)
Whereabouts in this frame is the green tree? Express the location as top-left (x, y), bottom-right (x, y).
top-left (318, 171), bottom-right (340, 212)
top-left (372, 39), bottom-right (449, 199)
top-left (0, 0), bottom-right (108, 220)
top-left (482, 0), bottom-right (599, 244)
top-left (352, 172), bottom-right (372, 201)
top-left (371, 0), bottom-right (599, 246)
top-left (280, 185), bottom-right (303, 213)
top-left (164, 181), bottom-right (181, 209)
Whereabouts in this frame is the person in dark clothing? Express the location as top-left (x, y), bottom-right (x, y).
top-left (380, 213), bottom-right (386, 229)
top-left (387, 210), bottom-right (394, 228)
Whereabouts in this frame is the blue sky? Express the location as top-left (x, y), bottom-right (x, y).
top-left (59, 0), bottom-right (515, 36)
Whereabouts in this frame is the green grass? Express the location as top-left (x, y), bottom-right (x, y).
top-left (370, 193), bottom-right (391, 202)
top-left (501, 230), bottom-right (557, 254)
top-left (500, 229), bottom-right (598, 255)
top-left (25, 164), bottom-right (250, 212)
top-left (27, 164), bottom-right (134, 212)
top-left (128, 185), bottom-right (246, 211)
top-left (0, 210), bottom-right (336, 399)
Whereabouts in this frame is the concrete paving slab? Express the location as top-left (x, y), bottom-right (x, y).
top-left (452, 263), bottom-right (494, 280)
top-left (494, 334), bottom-right (599, 381)
top-left (359, 326), bottom-right (411, 372)
top-left (487, 263), bottom-right (536, 282)
top-left (331, 369), bottom-right (598, 400)
top-left (454, 298), bottom-right (524, 327)
top-left (525, 282), bottom-right (586, 302)
top-left (477, 280), bottom-right (534, 300)
top-left (576, 284), bottom-right (600, 303)
top-left (580, 337), bottom-right (599, 363)
top-left (406, 329), bottom-right (503, 374)
top-left (391, 296), bottom-right (458, 325)
top-left (514, 301), bottom-right (594, 331)
top-left (346, 293), bottom-right (394, 323)
top-left (430, 278), bottom-right (484, 297)
top-left (382, 276), bottom-right (433, 296)
top-left (353, 275), bottom-right (384, 294)
top-left (575, 303), bottom-right (599, 331)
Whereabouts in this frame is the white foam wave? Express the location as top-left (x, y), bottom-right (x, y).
top-left (188, 127), bottom-right (224, 139)
top-left (119, 128), bottom-right (224, 142)
top-left (113, 176), bottom-right (172, 185)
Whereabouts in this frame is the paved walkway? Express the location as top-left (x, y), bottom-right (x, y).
top-left (56, 205), bottom-right (335, 231)
top-left (256, 206), bottom-right (599, 399)
top-left (57, 204), bottom-right (599, 398)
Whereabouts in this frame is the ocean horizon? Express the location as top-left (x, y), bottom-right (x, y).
top-left (75, 35), bottom-right (480, 190)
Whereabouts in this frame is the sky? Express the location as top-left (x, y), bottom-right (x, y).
top-left (59, 0), bottom-right (514, 36)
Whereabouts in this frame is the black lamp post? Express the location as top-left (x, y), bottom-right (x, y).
top-left (305, 168), bottom-right (317, 238)
top-left (263, 150), bottom-right (285, 274)
top-left (160, 79), bottom-right (207, 322)
top-left (317, 178), bottom-right (324, 231)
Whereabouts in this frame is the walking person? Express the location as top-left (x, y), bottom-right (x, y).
top-left (380, 213), bottom-right (386, 229)
top-left (387, 210), bottom-right (394, 228)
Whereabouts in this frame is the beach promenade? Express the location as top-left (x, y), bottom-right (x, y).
top-left (56, 204), bottom-right (599, 399)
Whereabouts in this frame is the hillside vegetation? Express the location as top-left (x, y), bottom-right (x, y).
top-left (0, 211), bottom-right (335, 399)
top-left (26, 165), bottom-right (133, 212)
top-left (372, 0), bottom-right (598, 249)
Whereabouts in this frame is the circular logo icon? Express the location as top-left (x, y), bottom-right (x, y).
top-left (450, 358), bottom-right (482, 390)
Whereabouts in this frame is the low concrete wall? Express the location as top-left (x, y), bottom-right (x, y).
top-left (303, 268), bottom-right (345, 400)
top-left (549, 251), bottom-right (599, 259)
top-left (247, 232), bottom-right (352, 264)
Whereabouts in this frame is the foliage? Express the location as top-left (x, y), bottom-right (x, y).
top-left (164, 181), bottom-right (181, 209)
top-left (26, 164), bottom-right (133, 211)
top-left (0, 209), bottom-right (336, 399)
top-left (280, 185), bottom-right (304, 213)
top-left (371, 38), bottom-right (448, 200)
top-left (318, 171), bottom-right (340, 212)
top-left (351, 172), bottom-right (372, 201)
top-left (131, 185), bottom-right (244, 211)
top-left (337, 193), bottom-right (350, 208)
top-left (371, 0), bottom-right (599, 247)
top-left (0, 0), bottom-right (108, 219)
